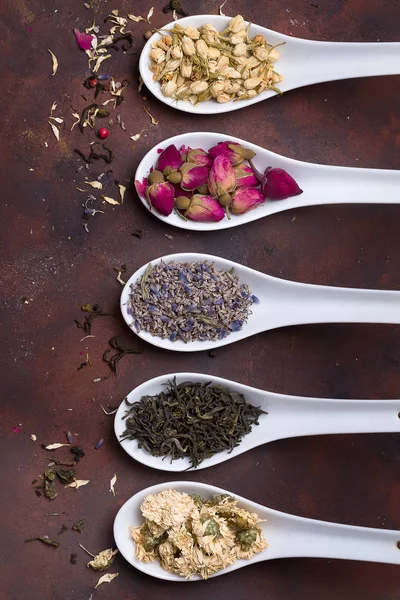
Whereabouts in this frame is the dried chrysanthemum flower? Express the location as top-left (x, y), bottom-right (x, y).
top-left (87, 548), bottom-right (118, 571)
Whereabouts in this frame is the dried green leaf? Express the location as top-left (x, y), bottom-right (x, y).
top-left (88, 548), bottom-right (118, 571)
top-left (102, 195), bottom-right (119, 205)
top-left (48, 122), bottom-right (60, 141)
top-left (130, 130), bottom-right (144, 142)
top-left (109, 474), bottom-right (117, 496)
top-left (48, 49), bottom-right (58, 76)
top-left (72, 518), bottom-right (86, 533)
top-left (65, 479), bottom-right (90, 489)
top-left (45, 443), bottom-right (70, 450)
top-left (94, 572), bottom-right (119, 588)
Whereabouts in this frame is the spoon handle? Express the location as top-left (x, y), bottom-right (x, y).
top-left (268, 511), bottom-right (400, 565)
top-left (267, 395), bottom-right (400, 441)
top-left (265, 278), bottom-right (400, 329)
top-left (286, 40), bottom-right (400, 87)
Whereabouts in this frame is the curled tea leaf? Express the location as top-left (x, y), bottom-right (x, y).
top-left (94, 572), bottom-right (119, 588)
top-left (88, 548), bottom-right (118, 571)
top-left (109, 474), bottom-right (117, 496)
top-left (65, 479), bottom-right (90, 490)
top-left (45, 443), bottom-right (70, 450)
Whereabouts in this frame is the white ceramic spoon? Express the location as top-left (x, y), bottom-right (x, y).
top-left (135, 132), bottom-right (400, 231)
top-left (114, 373), bottom-right (400, 472)
top-left (139, 14), bottom-right (400, 115)
top-left (121, 252), bottom-right (400, 352)
top-left (114, 480), bottom-right (400, 581)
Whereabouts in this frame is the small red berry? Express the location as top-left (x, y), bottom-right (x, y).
top-left (88, 78), bottom-right (98, 88)
top-left (98, 127), bottom-right (109, 139)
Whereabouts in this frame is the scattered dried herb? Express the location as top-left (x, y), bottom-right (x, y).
top-left (56, 469), bottom-right (76, 484)
top-left (65, 431), bottom-right (73, 444)
top-left (121, 378), bottom-right (266, 468)
top-left (65, 479), bottom-right (90, 490)
top-left (88, 548), bottom-right (118, 571)
top-left (74, 143), bottom-right (114, 164)
top-left (95, 438), bottom-right (104, 450)
top-left (58, 524), bottom-right (68, 535)
top-left (44, 467), bottom-right (58, 500)
top-left (208, 350), bottom-right (218, 358)
top-left (163, 0), bottom-right (188, 16)
top-left (109, 474), bottom-right (117, 496)
top-left (71, 446), bottom-right (85, 462)
top-left (48, 49), bottom-right (58, 76)
top-left (45, 457), bottom-right (76, 467)
top-left (77, 353), bottom-right (92, 370)
top-left (132, 229), bottom-right (143, 238)
top-left (45, 443), bottom-right (71, 450)
top-left (70, 553), bottom-right (78, 565)
top-left (72, 519), bottom-right (86, 533)
top-left (102, 336), bottom-right (142, 374)
top-left (106, 32), bottom-right (134, 52)
top-left (95, 572), bottom-right (119, 588)
top-left (25, 536), bottom-right (60, 548)
top-left (74, 305), bottom-right (114, 335)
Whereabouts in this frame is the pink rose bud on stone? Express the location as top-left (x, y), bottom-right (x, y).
top-left (186, 194), bottom-right (226, 222)
top-left (234, 164), bottom-right (259, 188)
top-left (208, 141), bottom-right (244, 166)
top-left (146, 181), bottom-right (175, 216)
top-left (180, 163), bottom-right (210, 191)
top-left (135, 178), bottom-right (148, 198)
top-left (186, 148), bottom-right (213, 168)
top-left (208, 154), bottom-right (236, 197)
top-left (231, 187), bottom-right (265, 215)
top-left (157, 144), bottom-right (183, 173)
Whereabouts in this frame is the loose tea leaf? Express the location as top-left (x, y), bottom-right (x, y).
top-left (25, 536), bottom-right (60, 548)
top-left (102, 336), bottom-right (142, 374)
top-left (56, 469), bottom-right (76, 484)
top-left (72, 519), bottom-right (86, 533)
top-left (121, 378), bottom-right (266, 468)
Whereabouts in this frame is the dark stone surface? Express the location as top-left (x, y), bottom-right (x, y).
top-left (1, 1), bottom-right (400, 599)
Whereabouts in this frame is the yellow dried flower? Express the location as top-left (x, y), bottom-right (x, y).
top-left (272, 72), bottom-right (283, 83)
top-left (215, 56), bottom-right (229, 72)
top-left (230, 33), bottom-right (246, 45)
top-left (171, 45), bottom-right (183, 59)
top-left (216, 92), bottom-right (232, 103)
top-left (149, 48), bottom-right (166, 63)
top-left (182, 35), bottom-right (196, 56)
top-left (227, 68), bottom-right (242, 79)
top-left (195, 39), bottom-right (209, 60)
top-left (207, 46), bottom-right (220, 60)
top-left (87, 549), bottom-right (118, 571)
top-left (253, 46), bottom-right (270, 61)
top-left (189, 94), bottom-right (198, 105)
top-left (190, 80), bottom-right (209, 94)
top-left (164, 58), bottom-right (182, 72)
top-left (247, 56), bottom-right (261, 69)
top-left (201, 24), bottom-right (219, 44)
top-left (232, 43), bottom-right (247, 57)
top-left (244, 77), bottom-right (262, 90)
top-left (161, 80), bottom-right (178, 97)
top-left (184, 26), bottom-right (200, 39)
top-left (269, 48), bottom-right (280, 62)
top-left (180, 58), bottom-right (192, 78)
top-left (229, 15), bottom-right (246, 33)
top-left (210, 81), bottom-right (225, 97)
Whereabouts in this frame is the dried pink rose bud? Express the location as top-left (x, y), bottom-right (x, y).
top-left (74, 28), bottom-right (95, 51)
top-left (231, 187), bottom-right (265, 214)
top-left (261, 167), bottom-right (303, 200)
top-left (187, 148), bottom-right (213, 168)
top-left (208, 141), bottom-right (244, 166)
top-left (171, 183), bottom-right (191, 198)
top-left (146, 181), bottom-right (175, 216)
top-left (234, 164), bottom-right (259, 188)
top-left (208, 154), bottom-right (236, 197)
top-left (135, 178), bottom-right (148, 199)
top-left (186, 194), bottom-right (225, 222)
top-left (251, 161), bottom-right (303, 201)
top-left (180, 162), bottom-right (210, 191)
top-left (157, 144), bottom-right (183, 173)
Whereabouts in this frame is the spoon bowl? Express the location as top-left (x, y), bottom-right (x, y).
top-left (135, 132), bottom-right (400, 231)
top-left (114, 372), bottom-right (400, 472)
top-left (139, 15), bottom-right (400, 115)
top-left (114, 480), bottom-right (400, 581)
top-left (120, 252), bottom-right (400, 352)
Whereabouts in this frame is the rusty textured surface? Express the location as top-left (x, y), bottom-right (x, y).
top-left (1, 0), bottom-right (400, 598)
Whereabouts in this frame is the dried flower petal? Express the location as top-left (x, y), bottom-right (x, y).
top-left (131, 130), bottom-right (144, 142)
top-left (74, 28), bottom-right (94, 51)
top-left (143, 106), bottom-right (158, 125)
top-left (118, 184), bottom-right (126, 203)
top-left (128, 14), bottom-right (146, 22)
top-left (146, 7), bottom-right (154, 22)
top-left (94, 573), bottom-right (119, 588)
top-left (88, 548), bottom-right (118, 571)
top-left (45, 443), bottom-right (70, 450)
top-left (48, 122), bottom-right (60, 141)
top-left (231, 187), bottom-right (265, 214)
top-left (219, 0), bottom-right (228, 15)
top-left (158, 144), bottom-right (183, 172)
top-left (135, 178), bottom-right (148, 198)
top-left (85, 181), bottom-right (103, 189)
top-left (102, 195), bottom-right (120, 205)
top-left (48, 49), bottom-right (58, 76)
top-left (208, 141), bottom-right (243, 166)
top-left (65, 479), bottom-right (90, 489)
top-left (109, 474), bottom-right (117, 496)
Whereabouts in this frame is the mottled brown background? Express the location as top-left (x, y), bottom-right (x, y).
top-left (1, 0), bottom-right (400, 598)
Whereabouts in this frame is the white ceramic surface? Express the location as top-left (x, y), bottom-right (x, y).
top-left (135, 132), bottom-right (400, 231)
top-left (120, 252), bottom-right (400, 352)
top-left (139, 14), bottom-right (400, 115)
top-left (114, 373), bottom-right (400, 472)
top-left (113, 481), bottom-right (400, 581)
